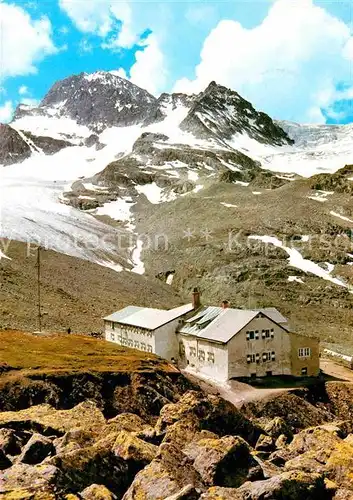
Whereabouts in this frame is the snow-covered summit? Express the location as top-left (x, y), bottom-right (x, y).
top-left (13, 71), bottom-right (157, 133)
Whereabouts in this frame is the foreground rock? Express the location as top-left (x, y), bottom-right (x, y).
top-left (183, 435), bottom-right (258, 487)
top-left (0, 400), bottom-right (105, 435)
top-left (123, 443), bottom-right (204, 500)
top-left (18, 433), bottom-right (55, 464)
top-left (200, 470), bottom-right (331, 499)
top-left (156, 391), bottom-right (261, 445)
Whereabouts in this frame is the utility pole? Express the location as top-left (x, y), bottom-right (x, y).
top-left (37, 247), bottom-right (42, 332)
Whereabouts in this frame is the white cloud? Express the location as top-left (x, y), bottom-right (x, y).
top-left (0, 3), bottom-right (57, 82)
top-left (59, 0), bottom-right (135, 46)
top-left (173, 0), bottom-right (353, 123)
top-left (115, 35), bottom-right (167, 95)
top-left (0, 101), bottom-right (14, 123)
top-left (128, 36), bottom-right (167, 95)
top-left (18, 85), bottom-right (29, 96)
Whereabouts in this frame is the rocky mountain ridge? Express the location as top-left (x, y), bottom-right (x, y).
top-left (2, 71), bottom-right (353, 351)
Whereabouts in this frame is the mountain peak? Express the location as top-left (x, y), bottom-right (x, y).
top-left (35, 71), bottom-right (157, 130)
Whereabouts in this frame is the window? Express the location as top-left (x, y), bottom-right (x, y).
top-left (110, 333), bottom-right (115, 341)
top-left (147, 345), bottom-right (153, 353)
top-left (134, 341), bottom-right (140, 349)
top-left (198, 350), bottom-right (205, 361)
top-left (247, 330), bottom-right (259, 340)
top-left (262, 351), bottom-right (274, 362)
top-left (247, 354), bottom-right (256, 364)
top-left (111, 322), bottom-right (115, 330)
top-left (262, 329), bottom-right (271, 339)
top-left (179, 342), bottom-right (185, 356)
top-left (298, 348), bottom-right (311, 358)
top-left (301, 367), bottom-right (308, 376)
top-left (207, 352), bottom-right (215, 363)
top-left (189, 347), bottom-right (196, 357)
top-left (141, 342), bottom-right (146, 351)
top-left (128, 339), bottom-right (133, 347)
top-left (270, 329), bottom-right (274, 338)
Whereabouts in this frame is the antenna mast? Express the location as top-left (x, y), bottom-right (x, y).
top-left (37, 247), bottom-right (42, 332)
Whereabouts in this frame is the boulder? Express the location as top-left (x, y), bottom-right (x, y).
top-left (162, 415), bottom-right (218, 449)
top-left (18, 433), bottom-right (55, 464)
top-left (255, 434), bottom-right (275, 453)
top-left (107, 413), bottom-right (151, 433)
top-left (245, 393), bottom-right (333, 432)
top-left (0, 463), bottom-right (62, 494)
top-left (0, 487), bottom-right (57, 499)
top-left (112, 430), bottom-right (158, 464)
top-left (235, 470), bottom-right (331, 499)
top-left (269, 426), bottom-right (343, 466)
top-left (325, 382), bottom-right (353, 424)
top-left (261, 417), bottom-right (292, 440)
top-left (0, 448), bottom-right (12, 470)
top-left (275, 434), bottom-right (288, 449)
top-left (326, 441), bottom-right (353, 490)
top-left (81, 483), bottom-right (115, 499)
top-left (49, 439), bottom-right (131, 496)
top-left (0, 401), bottom-right (105, 436)
top-left (284, 451), bottom-right (329, 474)
top-left (0, 428), bottom-right (22, 455)
top-left (200, 470), bottom-right (330, 498)
top-left (123, 443), bottom-right (203, 500)
top-left (54, 428), bottom-right (98, 455)
top-left (156, 391), bottom-right (260, 445)
top-left (334, 489), bottom-right (353, 499)
top-left (164, 484), bottom-right (200, 500)
top-left (183, 435), bottom-right (257, 488)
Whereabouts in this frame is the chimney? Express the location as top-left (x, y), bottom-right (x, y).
top-left (222, 300), bottom-right (230, 309)
top-left (192, 287), bottom-right (201, 310)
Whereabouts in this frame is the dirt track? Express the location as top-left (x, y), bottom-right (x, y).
top-left (184, 357), bottom-right (353, 408)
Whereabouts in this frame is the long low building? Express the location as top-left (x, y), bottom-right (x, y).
top-left (104, 289), bottom-right (320, 383)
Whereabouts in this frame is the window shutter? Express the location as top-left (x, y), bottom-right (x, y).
top-left (247, 355), bottom-right (251, 364)
top-left (246, 332), bottom-right (250, 341)
top-left (271, 352), bottom-right (276, 361)
top-left (262, 330), bottom-right (266, 339)
top-left (270, 329), bottom-right (274, 338)
top-left (255, 331), bottom-right (259, 340)
top-left (262, 353), bottom-right (267, 361)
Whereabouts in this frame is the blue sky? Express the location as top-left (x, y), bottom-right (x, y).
top-left (1, 0), bottom-right (353, 124)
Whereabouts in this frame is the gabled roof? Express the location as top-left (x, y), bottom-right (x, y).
top-left (104, 306), bottom-right (144, 323)
top-left (104, 303), bottom-right (194, 331)
top-left (179, 306), bottom-right (288, 344)
top-left (256, 307), bottom-right (288, 325)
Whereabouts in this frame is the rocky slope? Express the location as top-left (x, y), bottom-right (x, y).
top-left (0, 240), bottom-right (181, 333)
top-left (3, 71), bottom-right (353, 352)
top-left (1, 370), bottom-right (353, 499)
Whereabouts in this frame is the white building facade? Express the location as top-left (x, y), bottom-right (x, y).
top-left (104, 304), bottom-right (194, 361)
top-left (104, 296), bottom-right (319, 383)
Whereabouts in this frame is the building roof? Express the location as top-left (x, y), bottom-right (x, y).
top-left (179, 306), bottom-right (289, 344)
top-left (104, 306), bottom-right (144, 323)
top-left (104, 303), bottom-right (194, 331)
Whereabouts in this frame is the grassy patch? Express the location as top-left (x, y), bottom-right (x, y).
top-left (0, 330), bottom-right (174, 377)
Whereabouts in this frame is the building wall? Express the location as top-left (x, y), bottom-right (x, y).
top-left (227, 316), bottom-right (292, 378)
top-left (177, 333), bottom-right (229, 382)
top-left (290, 333), bottom-right (320, 376)
top-left (104, 319), bottom-right (180, 361)
top-left (154, 319), bottom-right (180, 361)
top-left (104, 321), bottom-right (155, 354)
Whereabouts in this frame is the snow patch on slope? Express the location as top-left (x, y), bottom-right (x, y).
top-left (249, 235), bottom-right (348, 288)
